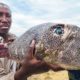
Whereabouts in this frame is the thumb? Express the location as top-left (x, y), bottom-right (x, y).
top-left (30, 40), bottom-right (35, 48)
top-left (26, 40), bottom-right (36, 59)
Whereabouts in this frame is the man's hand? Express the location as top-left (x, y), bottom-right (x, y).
top-left (14, 40), bottom-right (64, 80)
top-left (14, 40), bottom-right (50, 80)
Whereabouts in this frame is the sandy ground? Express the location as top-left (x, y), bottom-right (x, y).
top-left (0, 70), bottom-right (69, 80)
top-left (28, 70), bottom-right (69, 80)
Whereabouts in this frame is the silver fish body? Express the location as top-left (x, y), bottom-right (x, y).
top-left (8, 23), bottom-right (80, 70)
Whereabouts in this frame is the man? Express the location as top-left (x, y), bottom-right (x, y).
top-left (0, 2), bottom-right (16, 78)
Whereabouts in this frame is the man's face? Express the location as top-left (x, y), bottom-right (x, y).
top-left (0, 7), bottom-right (11, 34)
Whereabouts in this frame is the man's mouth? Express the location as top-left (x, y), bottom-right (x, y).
top-left (1, 27), bottom-right (9, 30)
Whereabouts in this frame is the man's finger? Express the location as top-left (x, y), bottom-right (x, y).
top-left (31, 58), bottom-right (48, 67)
top-left (30, 58), bottom-right (50, 72)
top-left (26, 40), bottom-right (36, 59)
top-left (30, 40), bottom-right (35, 48)
top-left (48, 64), bottom-right (64, 71)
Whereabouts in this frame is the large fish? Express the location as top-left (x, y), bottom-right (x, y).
top-left (8, 23), bottom-right (80, 70)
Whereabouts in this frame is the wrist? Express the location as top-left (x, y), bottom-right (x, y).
top-left (14, 67), bottom-right (32, 80)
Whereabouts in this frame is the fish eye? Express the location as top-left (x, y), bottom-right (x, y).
top-left (54, 25), bottom-right (64, 35)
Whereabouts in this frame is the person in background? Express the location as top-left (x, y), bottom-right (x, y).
top-left (0, 2), bottom-right (16, 78)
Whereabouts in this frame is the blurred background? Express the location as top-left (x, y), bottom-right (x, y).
top-left (0, 0), bottom-right (80, 37)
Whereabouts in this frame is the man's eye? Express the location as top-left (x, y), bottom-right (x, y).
top-left (6, 13), bottom-right (11, 17)
top-left (0, 12), bottom-right (3, 17)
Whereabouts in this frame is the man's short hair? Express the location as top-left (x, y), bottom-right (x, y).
top-left (0, 3), bottom-right (11, 14)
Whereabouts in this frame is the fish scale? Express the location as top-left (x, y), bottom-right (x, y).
top-left (8, 23), bottom-right (80, 70)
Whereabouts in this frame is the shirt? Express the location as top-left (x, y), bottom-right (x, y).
top-left (0, 33), bottom-right (17, 78)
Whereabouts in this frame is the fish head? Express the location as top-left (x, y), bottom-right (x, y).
top-left (36, 23), bottom-right (80, 69)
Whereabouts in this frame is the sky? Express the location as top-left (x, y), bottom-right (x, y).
top-left (0, 0), bottom-right (80, 37)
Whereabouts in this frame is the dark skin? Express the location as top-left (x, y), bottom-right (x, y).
top-left (14, 40), bottom-right (64, 80)
top-left (0, 5), bottom-right (12, 57)
top-left (0, 6), bottom-right (11, 40)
